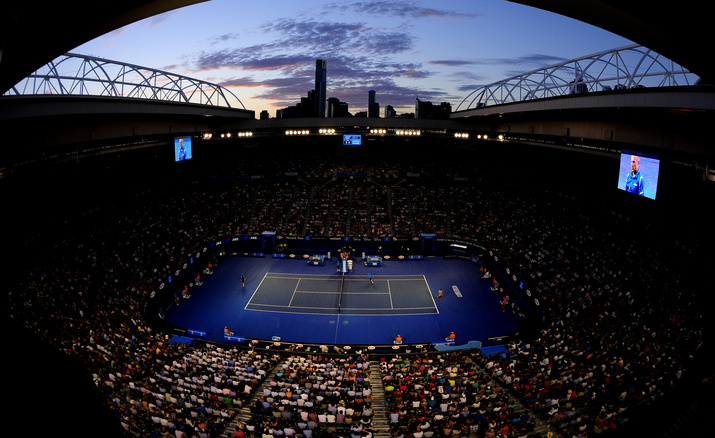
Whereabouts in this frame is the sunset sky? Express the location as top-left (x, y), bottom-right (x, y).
top-left (71, 0), bottom-right (634, 117)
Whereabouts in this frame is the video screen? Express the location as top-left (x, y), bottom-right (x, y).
top-left (174, 137), bottom-right (192, 161)
top-left (616, 150), bottom-right (660, 200)
top-left (343, 134), bottom-right (361, 145)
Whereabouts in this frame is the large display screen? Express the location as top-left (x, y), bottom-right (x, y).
top-left (174, 137), bottom-right (192, 161)
top-left (616, 150), bottom-right (660, 200)
top-left (343, 134), bottom-right (361, 145)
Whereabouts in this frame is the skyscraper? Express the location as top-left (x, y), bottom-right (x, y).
top-left (328, 97), bottom-right (350, 117)
top-left (315, 59), bottom-right (327, 118)
top-left (368, 90), bottom-right (379, 118)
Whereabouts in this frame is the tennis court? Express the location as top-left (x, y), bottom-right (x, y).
top-left (245, 272), bottom-right (438, 315)
top-left (166, 256), bottom-right (522, 345)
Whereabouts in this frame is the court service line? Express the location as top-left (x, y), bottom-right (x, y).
top-left (341, 291), bottom-right (390, 295)
top-left (293, 290), bottom-right (340, 294)
top-left (287, 278), bottom-right (301, 307)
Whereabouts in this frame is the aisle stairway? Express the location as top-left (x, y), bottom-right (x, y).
top-left (369, 363), bottom-right (391, 438)
top-left (220, 365), bottom-right (279, 437)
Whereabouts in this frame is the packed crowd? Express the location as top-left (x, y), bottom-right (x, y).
top-left (114, 344), bottom-right (277, 436)
top-left (244, 355), bottom-right (376, 438)
top-left (8, 146), bottom-right (710, 437)
top-left (379, 352), bottom-right (538, 438)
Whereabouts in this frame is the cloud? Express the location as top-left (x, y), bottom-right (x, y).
top-left (180, 10), bottom-right (486, 112)
top-left (456, 83), bottom-right (483, 92)
top-left (146, 10), bottom-right (183, 28)
top-left (430, 53), bottom-right (567, 73)
top-left (187, 17), bottom-right (420, 75)
top-left (208, 33), bottom-right (242, 45)
top-left (326, 1), bottom-right (476, 20)
top-left (259, 19), bottom-right (417, 55)
top-left (520, 54), bottom-right (568, 65)
top-left (193, 50), bottom-right (313, 73)
top-left (185, 14), bottom-right (433, 106)
top-left (219, 76), bottom-right (276, 88)
top-left (429, 60), bottom-right (478, 67)
top-left (476, 53), bottom-right (568, 69)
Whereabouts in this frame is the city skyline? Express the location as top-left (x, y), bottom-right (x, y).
top-left (70, 0), bottom-right (634, 117)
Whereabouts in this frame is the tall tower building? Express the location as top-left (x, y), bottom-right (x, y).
top-left (315, 59), bottom-right (327, 118)
top-left (368, 90), bottom-right (379, 118)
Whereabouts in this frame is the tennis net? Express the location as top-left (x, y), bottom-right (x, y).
top-left (338, 272), bottom-right (346, 313)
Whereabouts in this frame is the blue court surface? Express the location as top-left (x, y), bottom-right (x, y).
top-left (246, 272), bottom-right (436, 315)
top-left (166, 256), bottom-right (522, 346)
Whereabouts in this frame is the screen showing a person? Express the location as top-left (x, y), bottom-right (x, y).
top-left (343, 134), bottom-right (361, 145)
top-left (174, 137), bottom-right (192, 161)
top-left (616, 150), bottom-right (660, 200)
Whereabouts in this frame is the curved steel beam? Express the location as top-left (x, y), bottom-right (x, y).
top-left (4, 53), bottom-right (245, 109)
top-left (509, 0), bottom-right (713, 84)
top-left (0, 1), bottom-right (208, 95)
top-left (456, 45), bottom-right (698, 111)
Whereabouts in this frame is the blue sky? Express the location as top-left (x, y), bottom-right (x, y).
top-left (72, 0), bottom-right (633, 117)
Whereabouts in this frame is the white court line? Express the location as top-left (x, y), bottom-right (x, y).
top-left (388, 280), bottom-right (394, 309)
top-left (244, 272), bottom-right (269, 310)
top-left (246, 302), bottom-right (435, 312)
top-left (267, 273), bottom-right (340, 281)
top-left (246, 272), bottom-right (437, 315)
top-left (424, 274), bottom-right (439, 314)
top-left (342, 277), bottom-right (425, 282)
top-left (287, 278), bottom-right (301, 306)
top-left (294, 291), bottom-right (340, 294)
top-left (343, 306), bottom-right (436, 311)
top-left (341, 291), bottom-right (390, 295)
top-left (246, 302), bottom-right (337, 310)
